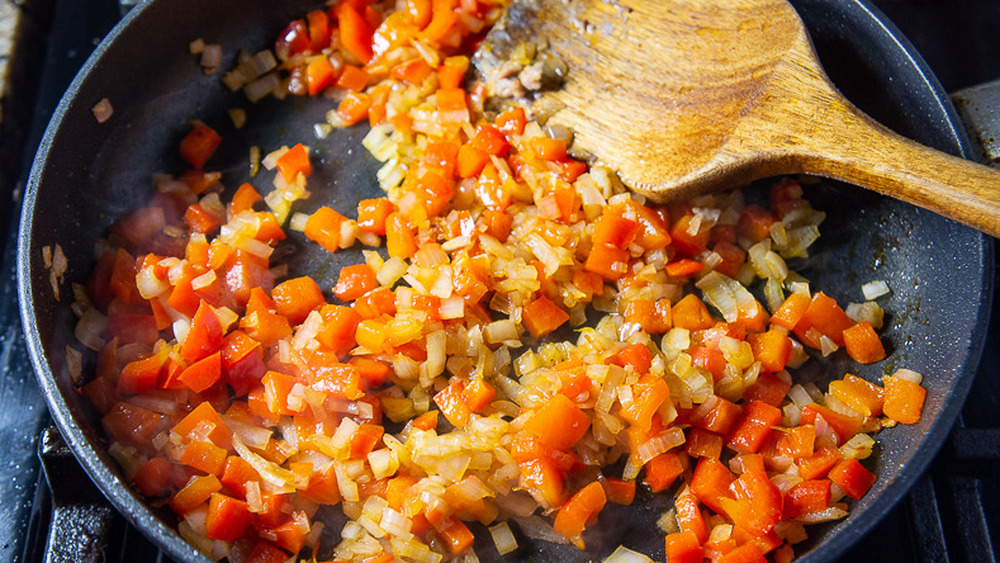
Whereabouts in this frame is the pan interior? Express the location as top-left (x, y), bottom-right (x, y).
top-left (17, 0), bottom-right (991, 562)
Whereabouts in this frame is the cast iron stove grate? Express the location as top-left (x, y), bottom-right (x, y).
top-left (0, 0), bottom-right (998, 562)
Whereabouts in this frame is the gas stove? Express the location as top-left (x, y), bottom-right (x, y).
top-left (0, 0), bottom-right (997, 562)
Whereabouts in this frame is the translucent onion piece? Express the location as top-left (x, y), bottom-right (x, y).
top-left (605, 546), bottom-right (655, 563)
top-left (490, 522), bottom-right (518, 555)
top-left (861, 280), bottom-right (891, 300)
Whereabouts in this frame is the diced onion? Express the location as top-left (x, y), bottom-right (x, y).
top-left (862, 280), bottom-right (891, 300)
top-left (606, 546), bottom-right (655, 563)
top-left (794, 506), bottom-right (849, 523)
top-left (515, 516), bottom-right (568, 544)
top-left (892, 368), bottom-right (923, 385)
top-left (489, 522), bottom-right (518, 555)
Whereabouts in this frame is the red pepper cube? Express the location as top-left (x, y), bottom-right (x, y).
top-left (727, 400), bottom-right (782, 454)
top-left (336, 64), bottom-right (369, 91)
top-left (470, 124), bottom-right (510, 157)
top-left (271, 276), bottom-right (325, 325)
top-left (179, 123), bottom-right (221, 170)
top-left (522, 295), bottom-right (570, 338)
top-left (842, 321), bottom-right (887, 364)
top-left (828, 458), bottom-right (876, 500)
top-left (275, 143), bottom-right (312, 184)
top-left (524, 393), bottom-right (590, 451)
top-left (306, 55), bottom-right (338, 96)
top-left (304, 206), bottom-right (348, 253)
top-left (357, 198), bottom-right (395, 236)
top-left (333, 264), bottom-right (378, 302)
top-left (665, 530), bottom-right (704, 563)
top-left (205, 493), bottom-right (253, 542)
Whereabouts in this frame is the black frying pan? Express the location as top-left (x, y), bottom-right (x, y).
top-left (17, 0), bottom-right (993, 562)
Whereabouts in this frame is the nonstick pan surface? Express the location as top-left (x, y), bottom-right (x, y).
top-left (17, 0), bottom-right (993, 562)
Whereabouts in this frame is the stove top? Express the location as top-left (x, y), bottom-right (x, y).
top-left (0, 0), bottom-right (998, 562)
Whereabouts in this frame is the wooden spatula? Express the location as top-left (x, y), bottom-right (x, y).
top-left (474, 0), bottom-right (1000, 236)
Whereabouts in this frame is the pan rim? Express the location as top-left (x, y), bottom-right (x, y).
top-left (17, 0), bottom-right (214, 561)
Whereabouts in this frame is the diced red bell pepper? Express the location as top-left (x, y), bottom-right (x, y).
top-left (470, 124), bottom-right (510, 157)
top-left (304, 206), bottom-right (348, 253)
top-left (434, 379), bottom-right (472, 429)
top-left (524, 393), bottom-right (590, 451)
top-left (828, 374), bottom-right (884, 417)
top-left (220, 456), bottom-right (260, 498)
top-left (306, 9), bottom-right (331, 51)
top-left (179, 123), bottom-right (221, 170)
top-left (783, 479), bottom-right (831, 518)
top-left (553, 481), bottom-right (607, 549)
top-left (736, 204), bottom-right (775, 243)
top-left (275, 18), bottom-right (310, 60)
top-left (132, 456), bottom-right (175, 498)
top-left (584, 243), bottom-right (630, 281)
top-left (718, 543), bottom-right (768, 563)
top-left (172, 401), bottom-right (232, 450)
top-left (748, 329), bottom-right (792, 373)
top-left (665, 530), bottom-right (704, 563)
top-left (828, 458), bottom-right (875, 500)
top-left (178, 300), bottom-right (224, 362)
top-left (310, 357), bottom-right (364, 400)
top-left (306, 55), bottom-right (338, 96)
top-left (275, 143), bottom-right (311, 184)
top-left (335, 1), bottom-right (375, 64)
top-left (240, 288), bottom-right (292, 346)
top-left (727, 400), bottom-right (782, 455)
top-left (796, 445), bottom-right (841, 480)
top-left (180, 439), bottom-right (227, 476)
top-left (727, 462), bottom-right (783, 535)
top-left (271, 276), bottom-right (325, 325)
top-left (438, 517), bottom-right (475, 555)
top-left (644, 452), bottom-right (684, 493)
top-left (522, 296), bottom-right (570, 338)
top-left (169, 474), bottom-right (221, 515)
top-left (385, 212), bottom-right (418, 258)
top-left (842, 321), bottom-right (886, 363)
top-left (799, 403), bottom-right (862, 445)
top-left (883, 375), bottom-right (926, 424)
top-left (337, 91), bottom-right (372, 126)
top-left (298, 462), bottom-right (342, 505)
top-left (223, 347), bottom-right (266, 397)
top-left (333, 264), bottom-right (378, 302)
top-left (793, 291), bottom-right (854, 347)
top-left (675, 487), bottom-right (709, 543)
top-left (686, 427), bottom-right (724, 459)
top-left (118, 351), bottom-right (165, 395)
top-left (672, 294), bottom-right (716, 330)
top-left (691, 395), bottom-right (744, 436)
top-left (357, 198), bottom-right (395, 236)
top-left (603, 478), bottom-right (636, 506)
top-left (337, 64), bottom-right (370, 91)
top-left (246, 541), bottom-right (289, 563)
top-left (437, 55), bottom-right (470, 89)
top-left (608, 342), bottom-right (654, 373)
top-left (495, 106), bottom-right (527, 135)
top-left (177, 351), bottom-right (222, 393)
top-left (620, 374), bottom-right (670, 432)
top-left (743, 371), bottom-right (792, 407)
top-left (690, 457), bottom-right (734, 515)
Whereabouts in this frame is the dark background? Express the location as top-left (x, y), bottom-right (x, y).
top-left (0, 0), bottom-right (997, 561)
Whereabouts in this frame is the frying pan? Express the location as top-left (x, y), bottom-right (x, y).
top-left (16, 0), bottom-right (993, 562)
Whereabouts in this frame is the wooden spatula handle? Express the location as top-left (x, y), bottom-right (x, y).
top-left (766, 87), bottom-right (1000, 236)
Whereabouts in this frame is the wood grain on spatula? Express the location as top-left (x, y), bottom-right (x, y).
top-left (476, 0), bottom-right (1000, 236)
